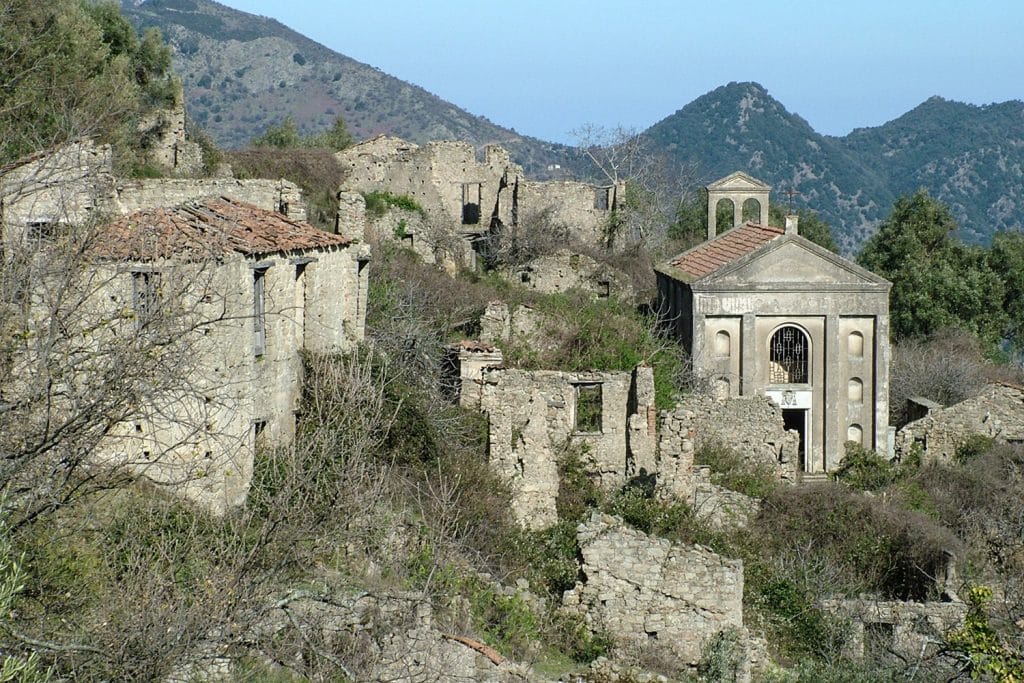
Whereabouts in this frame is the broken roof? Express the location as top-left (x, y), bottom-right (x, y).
top-left (662, 222), bottom-right (785, 281)
top-left (96, 197), bottom-right (351, 262)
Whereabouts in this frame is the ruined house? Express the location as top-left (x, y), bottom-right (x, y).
top-left (656, 172), bottom-right (892, 475)
top-left (19, 197), bottom-right (369, 512)
top-left (564, 513), bottom-right (753, 675)
top-left (475, 365), bottom-right (657, 529)
top-left (894, 382), bottom-right (1024, 462)
top-left (335, 136), bottom-right (623, 270)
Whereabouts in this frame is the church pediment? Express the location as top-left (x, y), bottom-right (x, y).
top-left (706, 171), bottom-right (772, 193)
top-left (700, 236), bottom-right (889, 288)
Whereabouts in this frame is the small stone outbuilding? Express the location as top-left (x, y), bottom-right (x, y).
top-left (895, 382), bottom-right (1024, 462)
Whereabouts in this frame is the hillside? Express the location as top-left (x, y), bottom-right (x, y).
top-left (118, 0), bottom-right (572, 175)
top-left (840, 96), bottom-right (1024, 244)
top-left (644, 82), bottom-right (1024, 251)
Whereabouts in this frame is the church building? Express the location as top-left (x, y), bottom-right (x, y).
top-left (655, 172), bottom-right (892, 474)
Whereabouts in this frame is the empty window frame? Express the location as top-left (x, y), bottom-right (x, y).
top-left (574, 383), bottom-right (603, 433)
top-left (131, 271), bottom-right (161, 327)
top-left (253, 267), bottom-right (267, 356)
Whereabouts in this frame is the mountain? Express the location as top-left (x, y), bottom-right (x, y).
top-left (644, 82), bottom-right (1024, 251)
top-left (839, 96), bottom-right (1024, 245)
top-left (118, 0), bottom-right (572, 175)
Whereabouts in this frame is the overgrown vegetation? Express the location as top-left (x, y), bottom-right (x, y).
top-left (0, 0), bottom-right (176, 174)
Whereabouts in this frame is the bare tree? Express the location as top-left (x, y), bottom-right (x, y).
top-left (572, 124), bottom-right (699, 251)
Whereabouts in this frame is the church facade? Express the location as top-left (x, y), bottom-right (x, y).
top-left (656, 178), bottom-right (892, 474)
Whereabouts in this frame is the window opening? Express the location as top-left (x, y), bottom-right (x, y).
top-left (594, 187), bottom-right (610, 210)
top-left (769, 326), bottom-right (808, 384)
top-left (462, 183), bottom-right (481, 225)
top-left (253, 268), bottom-right (267, 356)
top-left (132, 271), bottom-right (161, 327)
top-left (574, 383), bottom-right (603, 433)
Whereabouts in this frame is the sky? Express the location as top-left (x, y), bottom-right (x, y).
top-left (218, 0), bottom-right (1024, 145)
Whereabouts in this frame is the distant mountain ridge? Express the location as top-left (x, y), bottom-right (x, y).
top-left (119, 0), bottom-right (572, 175)
top-left (121, 1), bottom-right (1024, 251)
top-left (643, 82), bottom-right (1024, 251)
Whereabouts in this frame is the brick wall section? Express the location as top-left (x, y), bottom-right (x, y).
top-left (563, 513), bottom-right (745, 667)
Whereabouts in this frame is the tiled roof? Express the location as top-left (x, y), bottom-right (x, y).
top-left (666, 222), bottom-right (784, 280)
top-left (95, 197), bottom-right (351, 261)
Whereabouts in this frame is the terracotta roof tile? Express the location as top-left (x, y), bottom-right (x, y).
top-left (667, 222), bottom-right (784, 279)
top-left (95, 197), bottom-right (350, 261)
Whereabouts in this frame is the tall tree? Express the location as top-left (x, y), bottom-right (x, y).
top-left (857, 190), bottom-right (1008, 348)
top-left (0, 0), bottom-right (174, 169)
top-left (989, 230), bottom-right (1024, 354)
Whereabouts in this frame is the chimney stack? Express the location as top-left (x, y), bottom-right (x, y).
top-left (785, 214), bottom-right (799, 235)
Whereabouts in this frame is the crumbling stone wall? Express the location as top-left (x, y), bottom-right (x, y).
top-left (136, 85), bottom-right (203, 176)
top-left (518, 179), bottom-right (623, 246)
top-left (338, 136), bottom-right (627, 271)
top-left (0, 140), bottom-right (117, 240)
top-left (443, 342), bottom-right (504, 410)
top-left (506, 249), bottom-right (632, 301)
top-left (895, 383), bottom-right (1024, 462)
top-left (478, 366), bottom-right (656, 529)
top-left (692, 467), bottom-right (761, 530)
top-left (657, 394), bottom-right (799, 502)
top-left (563, 513), bottom-right (746, 669)
top-left (338, 137), bottom-right (520, 229)
top-left (820, 598), bottom-right (966, 660)
top-left (115, 178), bottom-right (307, 222)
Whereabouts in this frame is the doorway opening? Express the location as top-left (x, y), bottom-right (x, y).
top-left (782, 408), bottom-right (807, 470)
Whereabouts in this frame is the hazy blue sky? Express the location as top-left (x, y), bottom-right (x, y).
top-left (218, 0), bottom-right (1023, 144)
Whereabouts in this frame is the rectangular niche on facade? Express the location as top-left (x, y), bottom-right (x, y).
top-left (574, 383), bottom-right (603, 434)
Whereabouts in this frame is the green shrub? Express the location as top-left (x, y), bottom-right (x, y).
top-left (833, 442), bottom-right (902, 491)
top-left (694, 443), bottom-right (779, 498)
top-left (955, 434), bottom-right (994, 463)
top-left (363, 191), bottom-right (427, 219)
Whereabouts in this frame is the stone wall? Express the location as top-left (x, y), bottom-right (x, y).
top-left (518, 179), bottom-right (623, 246)
top-left (478, 366), bottom-right (656, 529)
top-left (657, 394), bottom-right (799, 501)
top-left (895, 383), bottom-right (1024, 463)
top-left (820, 598), bottom-right (966, 660)
top-left (115, 178), bottom-right (307, 222)
top-left (692, 467), bottom-right (761, 530)
top-left (443, 342), bottom-right (504, 410)
top-left (563, 513), bottom-right (745, 669)
top-left (0, 140), bottom-right (116, 240)
top-left (136, 87), bottom-right (204, 176)
top-left (505, 249), bottom-right (632, 300)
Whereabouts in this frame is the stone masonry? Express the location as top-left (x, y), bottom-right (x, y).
top-left (478, 366), bottom-right (656, 529)
top-left (895, 383), bottom-right (1024, 463)
top-left (657, 394), bottom-right (799, 501)
top-left (336, 136), bottom-right (623, 271)
top-left (820, 598), bottom-right (966, 661)
top-left (563, 513), bottom-right (746, 669)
